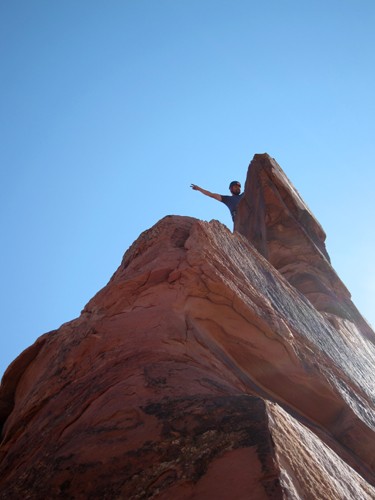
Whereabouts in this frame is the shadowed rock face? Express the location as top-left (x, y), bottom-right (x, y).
top-left (0, 155), bottom-right (374, 499)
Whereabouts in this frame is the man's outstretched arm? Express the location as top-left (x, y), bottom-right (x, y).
top-left (190, 184), bottom-right (222, 201)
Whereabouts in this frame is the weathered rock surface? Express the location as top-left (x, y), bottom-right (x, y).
top-left (0, 154), bottom-right (374, 499)
top-left (235, 154), bottom-right (373, 337)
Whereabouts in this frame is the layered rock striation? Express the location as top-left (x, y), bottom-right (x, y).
top-left (0, 154), bottom-right (374, 499)
top-left (235, 154), bottom-right (373, 335)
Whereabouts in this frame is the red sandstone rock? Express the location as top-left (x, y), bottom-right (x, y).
top-left (235, 153), bottom-right (373, 338)
top-left (0, 156), bottom-right (374, 499)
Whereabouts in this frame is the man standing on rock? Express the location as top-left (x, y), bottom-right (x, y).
top-left (190, 181), bottom-right (244, 221)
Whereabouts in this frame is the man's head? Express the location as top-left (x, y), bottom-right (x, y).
top-left (229, 180), bottom-right (241, 195)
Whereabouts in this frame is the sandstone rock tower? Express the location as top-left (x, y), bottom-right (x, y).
top-left (1, 154), bottom-right (374, 499)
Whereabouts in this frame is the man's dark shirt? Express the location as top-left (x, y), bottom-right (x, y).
top-left (221, 193), bottom-right (244, 221)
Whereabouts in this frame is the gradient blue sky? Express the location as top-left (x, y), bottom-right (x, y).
top-left (1, 1), bottom-right (374, 378)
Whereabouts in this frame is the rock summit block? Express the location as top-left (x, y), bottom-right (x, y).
top-left (0, 155), bottom-right (374, 499)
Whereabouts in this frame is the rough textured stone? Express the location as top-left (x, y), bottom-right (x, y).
top-left (235, 153), bottom-right (373, 338)
top-left (0, 155), bottom-right (374, 499)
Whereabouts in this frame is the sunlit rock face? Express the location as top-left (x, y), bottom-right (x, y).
top-left (0, 156), bottom-right (374, 499)
top-left (235, 153), bottom-right (373, 338)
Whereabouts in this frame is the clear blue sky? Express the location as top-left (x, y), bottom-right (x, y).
top-left (1, 1), bottom-right (374, 378)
